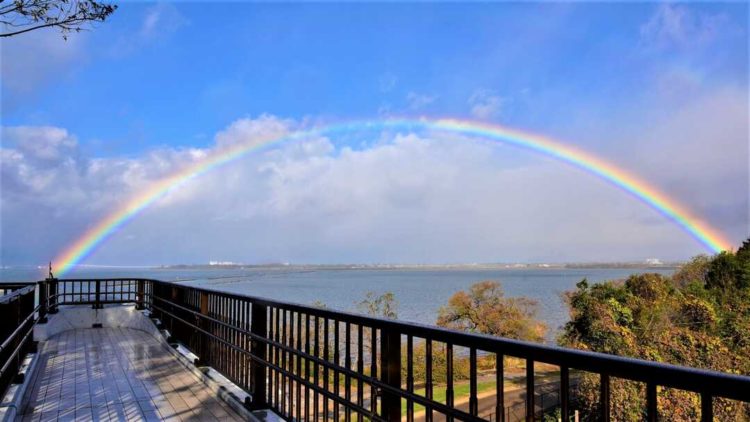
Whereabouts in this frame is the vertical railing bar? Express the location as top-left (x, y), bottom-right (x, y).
top-left (305, 313), bottom-right (311, 422)
top-left (314, 315), bottom-right (320, 421)
top-left (247, 299), bottom-right (252, 392)
top-left (406, 334), bottom-right (414, 422)
top-left (601, 373), bottom-right (611, 422)
top-left (380, 326), bottom-right (401, 421)
top-left (646, 381), bottom-right (656, 422)
top-left (525, 359), bottom-right (534, 422)
top-left (225, 296), bottom-right (229, 381)
top-left (560, 366), bottom-right (570, 422)
top-left (287, 309), bottom-right (295, 418)
top-left (276, 307), bottom-right (282, 410)
top-left (700, 392), bottom-right (712, 422)
top-left (345, 321), bottom-right (352, 422)
top-left (496, 353), bottom-right (504, 422)
top-left (234, 298), bottom-right (239, 387)
top-left (425, 338), bottom-right (433, 422)
top-left (226, 296), bottom-right (231, 382)
top-left (357, 324), bottom-right (365, 422)
top-left (446, 343), bottom-right (454, 422)
top-left (370, 326), bottom-right (377, 415)
top-left (469, 347), bottom-right (478, 416)
top-left (323, 318), bottom-right (330, 421)
top-left (250, 300), bottom-right (268, 410)
top-left (281, 308), bottom-right (287, 415)
top-left (334, 320), bottom-right (341, 422)
top-left (296, 311), bottom-right (302, 422)
top-left (216, 293), bottom-right (222, 374)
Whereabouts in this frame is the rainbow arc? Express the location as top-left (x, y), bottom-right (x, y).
top-left (53, 118), bottom-right (732, 275)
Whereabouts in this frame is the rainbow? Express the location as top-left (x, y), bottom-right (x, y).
top-left (53, 118), bottom-right (732, 275)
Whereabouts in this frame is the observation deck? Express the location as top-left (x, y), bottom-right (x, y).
top-left (1, 278), bottom-right (749, 421)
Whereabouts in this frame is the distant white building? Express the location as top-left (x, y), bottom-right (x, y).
top-left (645, 258), bottom-right (663, 265)
top-left (209, 260), bottom-right (237, 266)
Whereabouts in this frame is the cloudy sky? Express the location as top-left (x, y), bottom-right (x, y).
top-left (1, 2), bottom-right (748, 266)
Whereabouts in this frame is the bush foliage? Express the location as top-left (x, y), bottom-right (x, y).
top-left (559, 240), bottom-right (750, 421)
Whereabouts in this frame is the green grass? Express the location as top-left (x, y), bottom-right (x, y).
top-left (401, 371), bottom-right (563, 416)
top-left (404, 379), bottom-right (504, 416)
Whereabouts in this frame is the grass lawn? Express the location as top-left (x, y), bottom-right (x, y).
top-left (404, 379), bottom-right (516, 416)
top-left (402, 371), bottom-right (562, 416)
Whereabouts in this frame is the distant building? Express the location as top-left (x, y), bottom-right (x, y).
top-left (209, 260), bottom-right (238, 266)
top-left (645, 258), bottom-right (663, 265)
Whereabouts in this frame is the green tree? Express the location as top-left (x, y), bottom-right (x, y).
top-left (560, 240), bottom-right (750, 421)
top-left (736, 238), bottom-right (750, 263)
top-left (672, 255), bottom-right (710, 288)
top-left (1, 0), bottom-right (116, 38)
top-left (437, 281), bottom-right (547, 342)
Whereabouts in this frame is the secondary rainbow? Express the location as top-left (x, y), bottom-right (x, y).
top-left (52, 118), bottom-right (732, 275)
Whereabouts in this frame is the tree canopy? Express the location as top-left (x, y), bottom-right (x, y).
top-left (0, 0), bottom-right (116, 39)
top-left (560, 240), bottom-right (750, 421)
top-left (437, 280), bottom-right (547, 342)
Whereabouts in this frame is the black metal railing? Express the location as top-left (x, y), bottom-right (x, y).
top-left (3, 277), bottom-right (750, 421)
top-left (0, 283), bottom-right (37, 397)
top-left (0, 283), bottom-right (33, 297)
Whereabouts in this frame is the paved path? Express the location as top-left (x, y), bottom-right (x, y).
top-left (412, 379), bottom-right (568, 422)
top-left (17, 328), bottom-right (243, 421)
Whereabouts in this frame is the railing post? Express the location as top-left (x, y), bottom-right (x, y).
top-left (151, 282), bottom-right (162, 322)
top-left (196, 291), bottom-right (210, 366)
top-left (601, 374), bottom-right (611, 422)
top-left (135, 280), bottom-right (145, 310)
top-left (560, 366), bottom-right (570, 422)
top-left (701, 392), bottom-right (713, 422)
top-left (37, 280), bottom-right (48, 323)
top-left (380, 326), bottom-right (401, 421)
top-left (93, 280), bottom-right (101, 309)
top-left (48, 278), bottom-right (58, 313)
top-left (169, 286), bottom-right (178, 335)
top-left (249, 302), bottom-right (268, 409)
top-left (646, 382), bottom-right (657, 422)
top-left (526, 359), bottom-right (534, 422)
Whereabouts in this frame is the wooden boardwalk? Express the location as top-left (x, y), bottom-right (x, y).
top-left (17, 328), bottom-right (243, 421)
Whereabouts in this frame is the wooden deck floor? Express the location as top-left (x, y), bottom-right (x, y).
top-left (17, 328), bottom-right (244, 421)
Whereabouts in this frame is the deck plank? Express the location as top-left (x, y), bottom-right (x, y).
top-left (18, 328), bottom-right (243, 421)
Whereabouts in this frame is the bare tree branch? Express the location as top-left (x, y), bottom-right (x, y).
top-left (0, 0), bottom-right (116, 38)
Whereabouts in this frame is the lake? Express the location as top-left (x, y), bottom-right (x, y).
top-left (0, 266), bottom-right (675, 341)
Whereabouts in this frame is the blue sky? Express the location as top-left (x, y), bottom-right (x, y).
top-left (5, 2), bottom-right (745, 153)
top-left (1, 2), bottom-right (748, 265)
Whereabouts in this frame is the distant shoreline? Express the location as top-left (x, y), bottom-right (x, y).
top-left (1, 262), bottom-right (683, 272)
top-left (158, 262), bottom-right (683, 271)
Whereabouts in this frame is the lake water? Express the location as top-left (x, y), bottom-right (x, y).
top-left (1, 266), bottom-right (675, 341)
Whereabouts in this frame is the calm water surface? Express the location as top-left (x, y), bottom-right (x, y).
top-left (1, 266), bottom-right (674, 341)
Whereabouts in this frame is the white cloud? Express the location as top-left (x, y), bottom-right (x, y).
top-left (111, 2), bottom-right (187, 57)
top-left (639, 4), bottom-right (728, 51)
top-left (468, 90), bottom-right (507, 120)
top-left (139, 2), bottom-right (188, 40)
top-left (3, 109), bottom-right (745, 267)
top-left (406, 92), bottom-right (437, 110)
top-left (214, 114), bottom-right (294, 149)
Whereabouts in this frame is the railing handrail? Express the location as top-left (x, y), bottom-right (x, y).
top-left (0, 282), bottom-right (36, 286)
top-left (0, 285), bottom-right (36, 304)
top-left (47, 277), bottom-right (750, 403)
